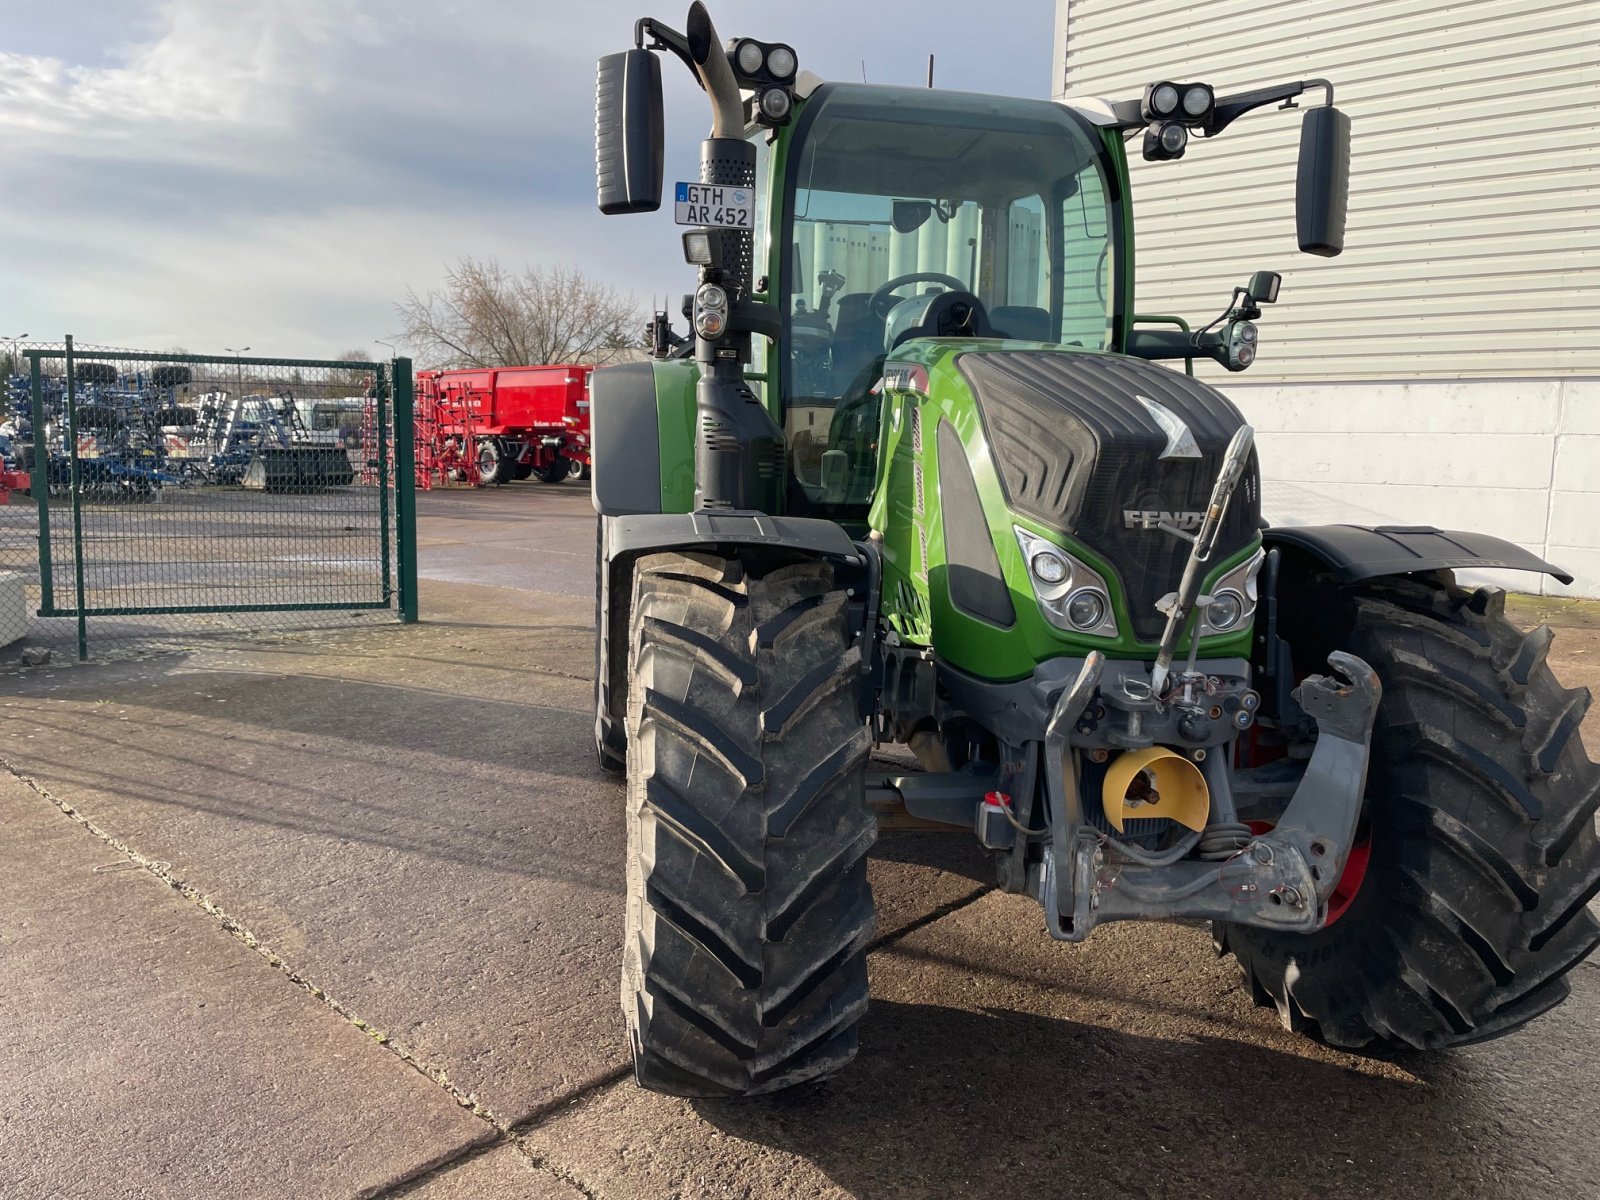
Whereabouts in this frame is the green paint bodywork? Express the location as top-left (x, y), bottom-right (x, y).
top-left (641, 92), bottom-right (1258, 683)
top-left (867, 339), bottom-right (1256, 681)
top-left (652, 358), bottom-right (698, 513)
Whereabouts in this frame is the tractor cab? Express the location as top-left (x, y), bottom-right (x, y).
top-left (777, 84), bottom-right (1120, 517)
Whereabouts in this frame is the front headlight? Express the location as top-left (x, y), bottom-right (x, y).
top-left (1015, 527), bottom-right (1119, 638)
top-left (1204, 589), bottom-right (1244, 631)
top-left (1199, 548), bottom-right (1265, 636)
top-left (1031, 550), bottom-right (1068, 585)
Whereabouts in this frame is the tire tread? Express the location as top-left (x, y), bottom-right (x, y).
top-left (623, 551), bottom-right (875, 1096)
top-left (1220, 576), bottom-right (1600, 1050)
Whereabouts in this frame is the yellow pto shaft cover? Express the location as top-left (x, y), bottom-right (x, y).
top-left (1102, 747), bottom-right (1210, 832)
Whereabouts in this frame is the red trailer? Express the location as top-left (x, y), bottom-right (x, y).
top-left (416, 364), bottom-right (594, 486)
top-left (0, 465), bottom-right (27, 505)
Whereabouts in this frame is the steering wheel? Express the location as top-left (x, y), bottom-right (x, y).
top-left (867, 271), bottom-right (968, 321)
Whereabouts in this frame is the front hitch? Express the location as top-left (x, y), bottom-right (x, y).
top-left (1035, 652), bottom-right (1381, 942)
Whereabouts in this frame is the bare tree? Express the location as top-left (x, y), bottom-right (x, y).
top-left (396, 258), bottom-right (641, 369)
top-left (328, 348), bottom-right (376, 394)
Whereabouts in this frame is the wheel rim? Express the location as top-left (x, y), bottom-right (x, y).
top-left (567, 457), bottom-right (583, 480)
top-left (1323, 833), bottom-right (1370, 925)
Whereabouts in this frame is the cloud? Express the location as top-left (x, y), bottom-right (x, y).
top-left (0, 0), bottom-right (1051, 357)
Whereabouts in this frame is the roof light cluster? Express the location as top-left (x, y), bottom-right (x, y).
top-left (727, 38), bottom-right (798, 128)
top-left (1141, 81), bottom-right (1214, 161)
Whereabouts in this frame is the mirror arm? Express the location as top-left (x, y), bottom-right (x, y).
top-left (1126, 328), bottom-right (1236, 371)
top-left (635, 18), bottom-right (700, 87)
top-left (1208, 78), bottom-right (1333, 136)
top-left (1103, 98), bottom-right (1147, 130)
top-left (729, 300), bottom-right (782, 340)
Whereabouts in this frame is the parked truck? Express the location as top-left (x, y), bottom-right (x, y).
top-left (589, 3), bottom-right (1600, 1096)
top-left (416, 364), bottom-right (594, 486)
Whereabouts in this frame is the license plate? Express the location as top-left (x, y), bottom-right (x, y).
top-left (674, 182), bottom-right (754, 229)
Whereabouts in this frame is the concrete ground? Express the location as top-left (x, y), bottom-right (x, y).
top-left (2, 481), bottom-right (1598, 1199)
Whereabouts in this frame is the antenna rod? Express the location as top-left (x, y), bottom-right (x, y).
top-left (927, 54), bottom-right (935, 88)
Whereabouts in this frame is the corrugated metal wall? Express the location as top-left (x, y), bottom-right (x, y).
top-left (1055, 0), bottom-right (1600, 383)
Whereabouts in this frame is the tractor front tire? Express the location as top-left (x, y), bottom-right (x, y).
top-left (623, 550), bottom-right (876, 1095)
top-left (512, 461), bottom-right (534, 481)
top-left (1218, 575), bottom-right (1600, 1049)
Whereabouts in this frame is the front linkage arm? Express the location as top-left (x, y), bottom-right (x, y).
top-left (1037, 652), bottom-right (1381, 942)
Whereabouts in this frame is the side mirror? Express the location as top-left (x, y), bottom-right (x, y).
top-left (595, 49), bottom-right (664, 215)
top-left (892, 200), bottom-right (934, 234)
top-left (1296, 105), bottom-right (1349, 257)
top-left (1247, 270), bottom-right (1281, 304)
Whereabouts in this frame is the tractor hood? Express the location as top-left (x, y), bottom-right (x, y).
top-left (956, 350), bottom-right (1260, 642)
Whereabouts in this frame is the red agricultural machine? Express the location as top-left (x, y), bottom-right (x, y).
top-left (0, 464), bottom-right (27, 505)
top-left (415, 364), bottom-right (594, 487)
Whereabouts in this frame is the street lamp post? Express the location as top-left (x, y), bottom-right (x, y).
top-left (4, 333), bottom-right (27, 377)
top-left (223, 346), bottom-right (250, 399)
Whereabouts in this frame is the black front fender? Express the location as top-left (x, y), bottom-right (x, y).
top-left (1265, 524), bottom-right (1572, 586)
top-left (607, 510), bottom-right (861, 563)
top-left (597, 512), bottom-right (879, 744)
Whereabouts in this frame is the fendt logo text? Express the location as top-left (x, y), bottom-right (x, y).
top-left (1124, 509), bottom-right (1206, 531)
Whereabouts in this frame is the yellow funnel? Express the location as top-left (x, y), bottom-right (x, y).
top-left (1102, 747), bottom-right (1210, 833)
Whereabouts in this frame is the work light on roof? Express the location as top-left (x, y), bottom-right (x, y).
top-left (1143, 80), bottom-right (1214, 126)
top-left (735, 39), bottom-right (764, 75)
top-left (1143, 120), bottom-right (1189, 161)
top-left (765, 45), bottom-right (797, 80)
top-left (759, 87), bottom-right (793, 122)
top-left (728, 37), bottom-right (798, 85)
top-left (1148, 83), bottom-right (1180, 118)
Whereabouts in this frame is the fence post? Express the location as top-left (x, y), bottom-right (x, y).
top-left (28, 353), bottom-right (54, 614)
top-left (64, 335), bottom-right (88, 661)
top-left (376, 362), bottom-right (392, 604)
top-left (393, 357), bottom-right (418, 623)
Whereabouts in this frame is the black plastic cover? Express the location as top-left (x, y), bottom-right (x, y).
top-left (700, 137), bottom-right (757, 297)
top-left (607, 510), bottom-right (860, 562)
top-left (887, 292), bottom-right (993, 352)
top-left (958, 352), bottom-right (1259, 642)
top-left (590, 363), bottom-right (662, 515)
top-left (1265, 524), bottom-right (1573, 585)
top-left (595, 49), bottom-right (664, 215)
top-left (1296, 106), bottom-right (1349, 257)
top-left (938, 418), bottom-right (1015, 628)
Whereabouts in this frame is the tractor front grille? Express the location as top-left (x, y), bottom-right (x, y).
top-left (957, 351), bottom-right (1260, 642)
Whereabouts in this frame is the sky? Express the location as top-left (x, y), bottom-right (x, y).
top-left (0, 0), bottom-right (1053, 360)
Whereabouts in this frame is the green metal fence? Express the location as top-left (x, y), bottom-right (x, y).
top-left (0, 340), bottom-right (416, 663)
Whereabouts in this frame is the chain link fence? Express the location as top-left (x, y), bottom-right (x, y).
top-left (0, 339), bottom-right (416, 665)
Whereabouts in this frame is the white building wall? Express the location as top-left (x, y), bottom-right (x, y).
top-left (1054, 0), bottom-right (1600, 596)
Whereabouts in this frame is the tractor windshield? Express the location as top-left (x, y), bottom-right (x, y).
top-left (779, 84), bottom-right (1120, 513)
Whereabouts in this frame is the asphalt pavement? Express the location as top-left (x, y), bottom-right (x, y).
top-left (2, 479), bottom-right (1598, 1199)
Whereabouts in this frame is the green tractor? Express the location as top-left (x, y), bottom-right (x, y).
top-left (590, 4), bottom-right (1600, 1096)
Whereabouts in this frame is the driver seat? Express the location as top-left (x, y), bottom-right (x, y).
top-left (830, 293), bottom-right (886, 395)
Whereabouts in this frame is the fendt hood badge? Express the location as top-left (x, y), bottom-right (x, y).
top-left (1135, 395), bottom-right (1202, 460)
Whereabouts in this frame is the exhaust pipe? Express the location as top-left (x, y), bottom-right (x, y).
top-left (685, 3), bottom-right (743, 138)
